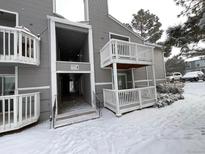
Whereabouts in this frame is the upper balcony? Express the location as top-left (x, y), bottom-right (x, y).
top-left (0, 26), bottom-right (40, 66)
top-left (100, 39), bottom-right (154, 68)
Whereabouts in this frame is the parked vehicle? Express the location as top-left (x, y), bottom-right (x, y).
top-left (182, 71), bottom-right (205, 82)
top-left (167, 72), bottom-right (182, 82)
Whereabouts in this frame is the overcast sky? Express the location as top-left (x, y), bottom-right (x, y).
top-left (56, 0), bottom-right (187, 56)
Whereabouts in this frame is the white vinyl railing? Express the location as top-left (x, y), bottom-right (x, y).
top-left (103, 86), bottom-right (156, 116)
top-left (0, 92), bottom-right (40, 133)
top-left (100, 39), bottom-right (153, 68)
top-left (0, 26), bottom-right (40, 65)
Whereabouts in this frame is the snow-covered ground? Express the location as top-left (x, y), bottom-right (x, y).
top-left (1, 82), bottom-right (205, 154)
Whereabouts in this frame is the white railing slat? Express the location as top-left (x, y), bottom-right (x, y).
top-left (29, 96), bottom-right (32, 119)
top-left (100, 39), bottom-right (153, 68)
top-left (8, 99), bottom-right (10, 127)
top-left (0, 26), bottom-right (40, 65)
top-left (25, 96), bottom-right (28, 120)
top-left (0, 92), bottom-right (40, 133)
top-left (104, 86), bottom-right (156, 115)
top-left (3, 31), bottom-right (5, 57)
top-left (13, 96), bottom-right (18, 126)
top-left (2, 99), bottom-right (5, 128)
top-left (19, 96), bottom-right (22, 123)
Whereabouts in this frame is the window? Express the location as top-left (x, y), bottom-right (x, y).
top-left (109, 33), bottom-right (130, 42)
top-left (0, 75), bottom-right (15, 96)
top-left (0, 9), bottom-right (18, 27)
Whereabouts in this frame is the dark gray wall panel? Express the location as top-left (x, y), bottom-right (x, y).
top-left (56, 61), bottom-right (90, 72)
top-left (0, 0), bottom-right (53, 120)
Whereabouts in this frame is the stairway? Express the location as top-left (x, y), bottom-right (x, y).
top-left (54, 108), bottom-right (98, 128)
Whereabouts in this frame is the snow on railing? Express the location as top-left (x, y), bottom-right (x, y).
top-left (0, 26), bottom-right (40, 65)
top-left (0, 92), bottom-right (40, 133)
top-left (103, 86), bottom-right (156, 116)
top-left (100, 39), bottom-right (153, 68)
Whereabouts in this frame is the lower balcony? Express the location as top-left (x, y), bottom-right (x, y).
top-left (0, 26), bottom-right (40, 65)
top-left (100, 39), bottom-right (153, 68)
top-left (103, 86), bottom-right (156, 116)
top-left (0, 92), bottom-right (40, 133)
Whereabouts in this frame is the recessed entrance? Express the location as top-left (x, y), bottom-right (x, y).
top-left (57, 73), bottom-right (92, 114)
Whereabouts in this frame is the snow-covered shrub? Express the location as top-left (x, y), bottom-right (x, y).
top-left (156, 82), bottom-right (184, 108)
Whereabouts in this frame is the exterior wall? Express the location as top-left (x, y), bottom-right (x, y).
top-left (186, 59), bottom-right (205, 73)
top-left (87, 0), bottom-right (144, 97)
top-left (154, 48), bottom-right (166, 80)
top-left (0, 0), bottom-right (53, 120)
top-left (87, 0), bottom-right (166, 97)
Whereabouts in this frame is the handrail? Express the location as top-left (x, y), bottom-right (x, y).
top-left (100, 39), bottom-right (153, 68)
top-left (0, 92), bottom-right (40, 99)
top-left (0, 25), bottom-right (40, 40)
top-left (104, 86), bottom-right (155, 92)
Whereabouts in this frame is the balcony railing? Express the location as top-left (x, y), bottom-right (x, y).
top-left (0, 26), bottom-right (40, 65)
top-left (0, 92), bottom-right (40, 133)
top-left (103, 86), bottom-right (156, 116)
top-left (100, 39), bottom-right (153, 68)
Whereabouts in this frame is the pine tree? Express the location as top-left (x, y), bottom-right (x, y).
top-left (163, 0), bottom-right (205, 57)
top-left (131, 9), bottom-right (163, 43)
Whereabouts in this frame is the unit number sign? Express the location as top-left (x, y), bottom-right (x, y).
top-left (71, 64), bottom-right (79, 70)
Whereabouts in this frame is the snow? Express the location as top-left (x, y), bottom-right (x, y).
top-left (1, 82), bottom-right (205, 154)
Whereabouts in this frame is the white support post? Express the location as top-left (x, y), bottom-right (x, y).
top-left (163, 52), bottom-right (167, 80)
top-left (151, 49), bottom-right (157, 102)
top-left (50, 19), bottom-right (57, 110)
top-left (8, 32), bottom-right (10, 57)
top-left (109, 41), bottom-right (113, 63)
top-left (145, 66), bottom-right (150, 86)
top-left (25, 36), bottom-right (27, 58)
top-left (2, 99), bottom-right (5, 128)
top-left (19, 32), bottom-right (22, 59)
top-left (131, 68), bottom-right (135, 88)
top-left (19, 96), bottom-right (22, 122)
top-left (14, 31), bottom-right (18, 59)
top-left (3, 32), bottom-right (5, 57)
top-left (135, 44), bottom-right (138, 62)
top-left (14, 96), bottom-right (18, 126)
top-left (88, 28), bottom-right (96, 109)
top-left (113, 63), bottom-right (121, 116)
top-left (15, 66), bottom-right (18, 95)
top-left (115, 40), bottom-right (118, 61)
top-left (139, 89), bottom-right (142, 109)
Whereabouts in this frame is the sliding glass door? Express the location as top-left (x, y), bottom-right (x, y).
top-left (0, 75), bottom-right (15, 96)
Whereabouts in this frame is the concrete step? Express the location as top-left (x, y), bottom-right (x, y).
top-left (54, 109), bottom-right (99, 128)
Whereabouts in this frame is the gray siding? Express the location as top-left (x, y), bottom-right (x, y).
top-left (154, 48), bottom-right (166, 80)
top-left (87, 0), bottom-right (166, 96)
top-left (0, 0), bottom-right (53, 120)
top-left (87, 0), bottom-right (144, 84)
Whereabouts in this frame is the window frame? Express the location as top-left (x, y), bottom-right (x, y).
top-left (109, 32), bottom-right (130, 42)
top-left (0, 8), bottom-right (19, 27)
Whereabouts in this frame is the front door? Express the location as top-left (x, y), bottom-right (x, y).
top-left (118, 74), bottom-right (127, 90)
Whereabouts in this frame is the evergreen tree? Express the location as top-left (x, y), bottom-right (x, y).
top-left (166, 55), bottom-right (186, 74)
top-left (163, 0), bottom-right (205, 57)
top-left (131, 9), bottom-right (163, 43)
